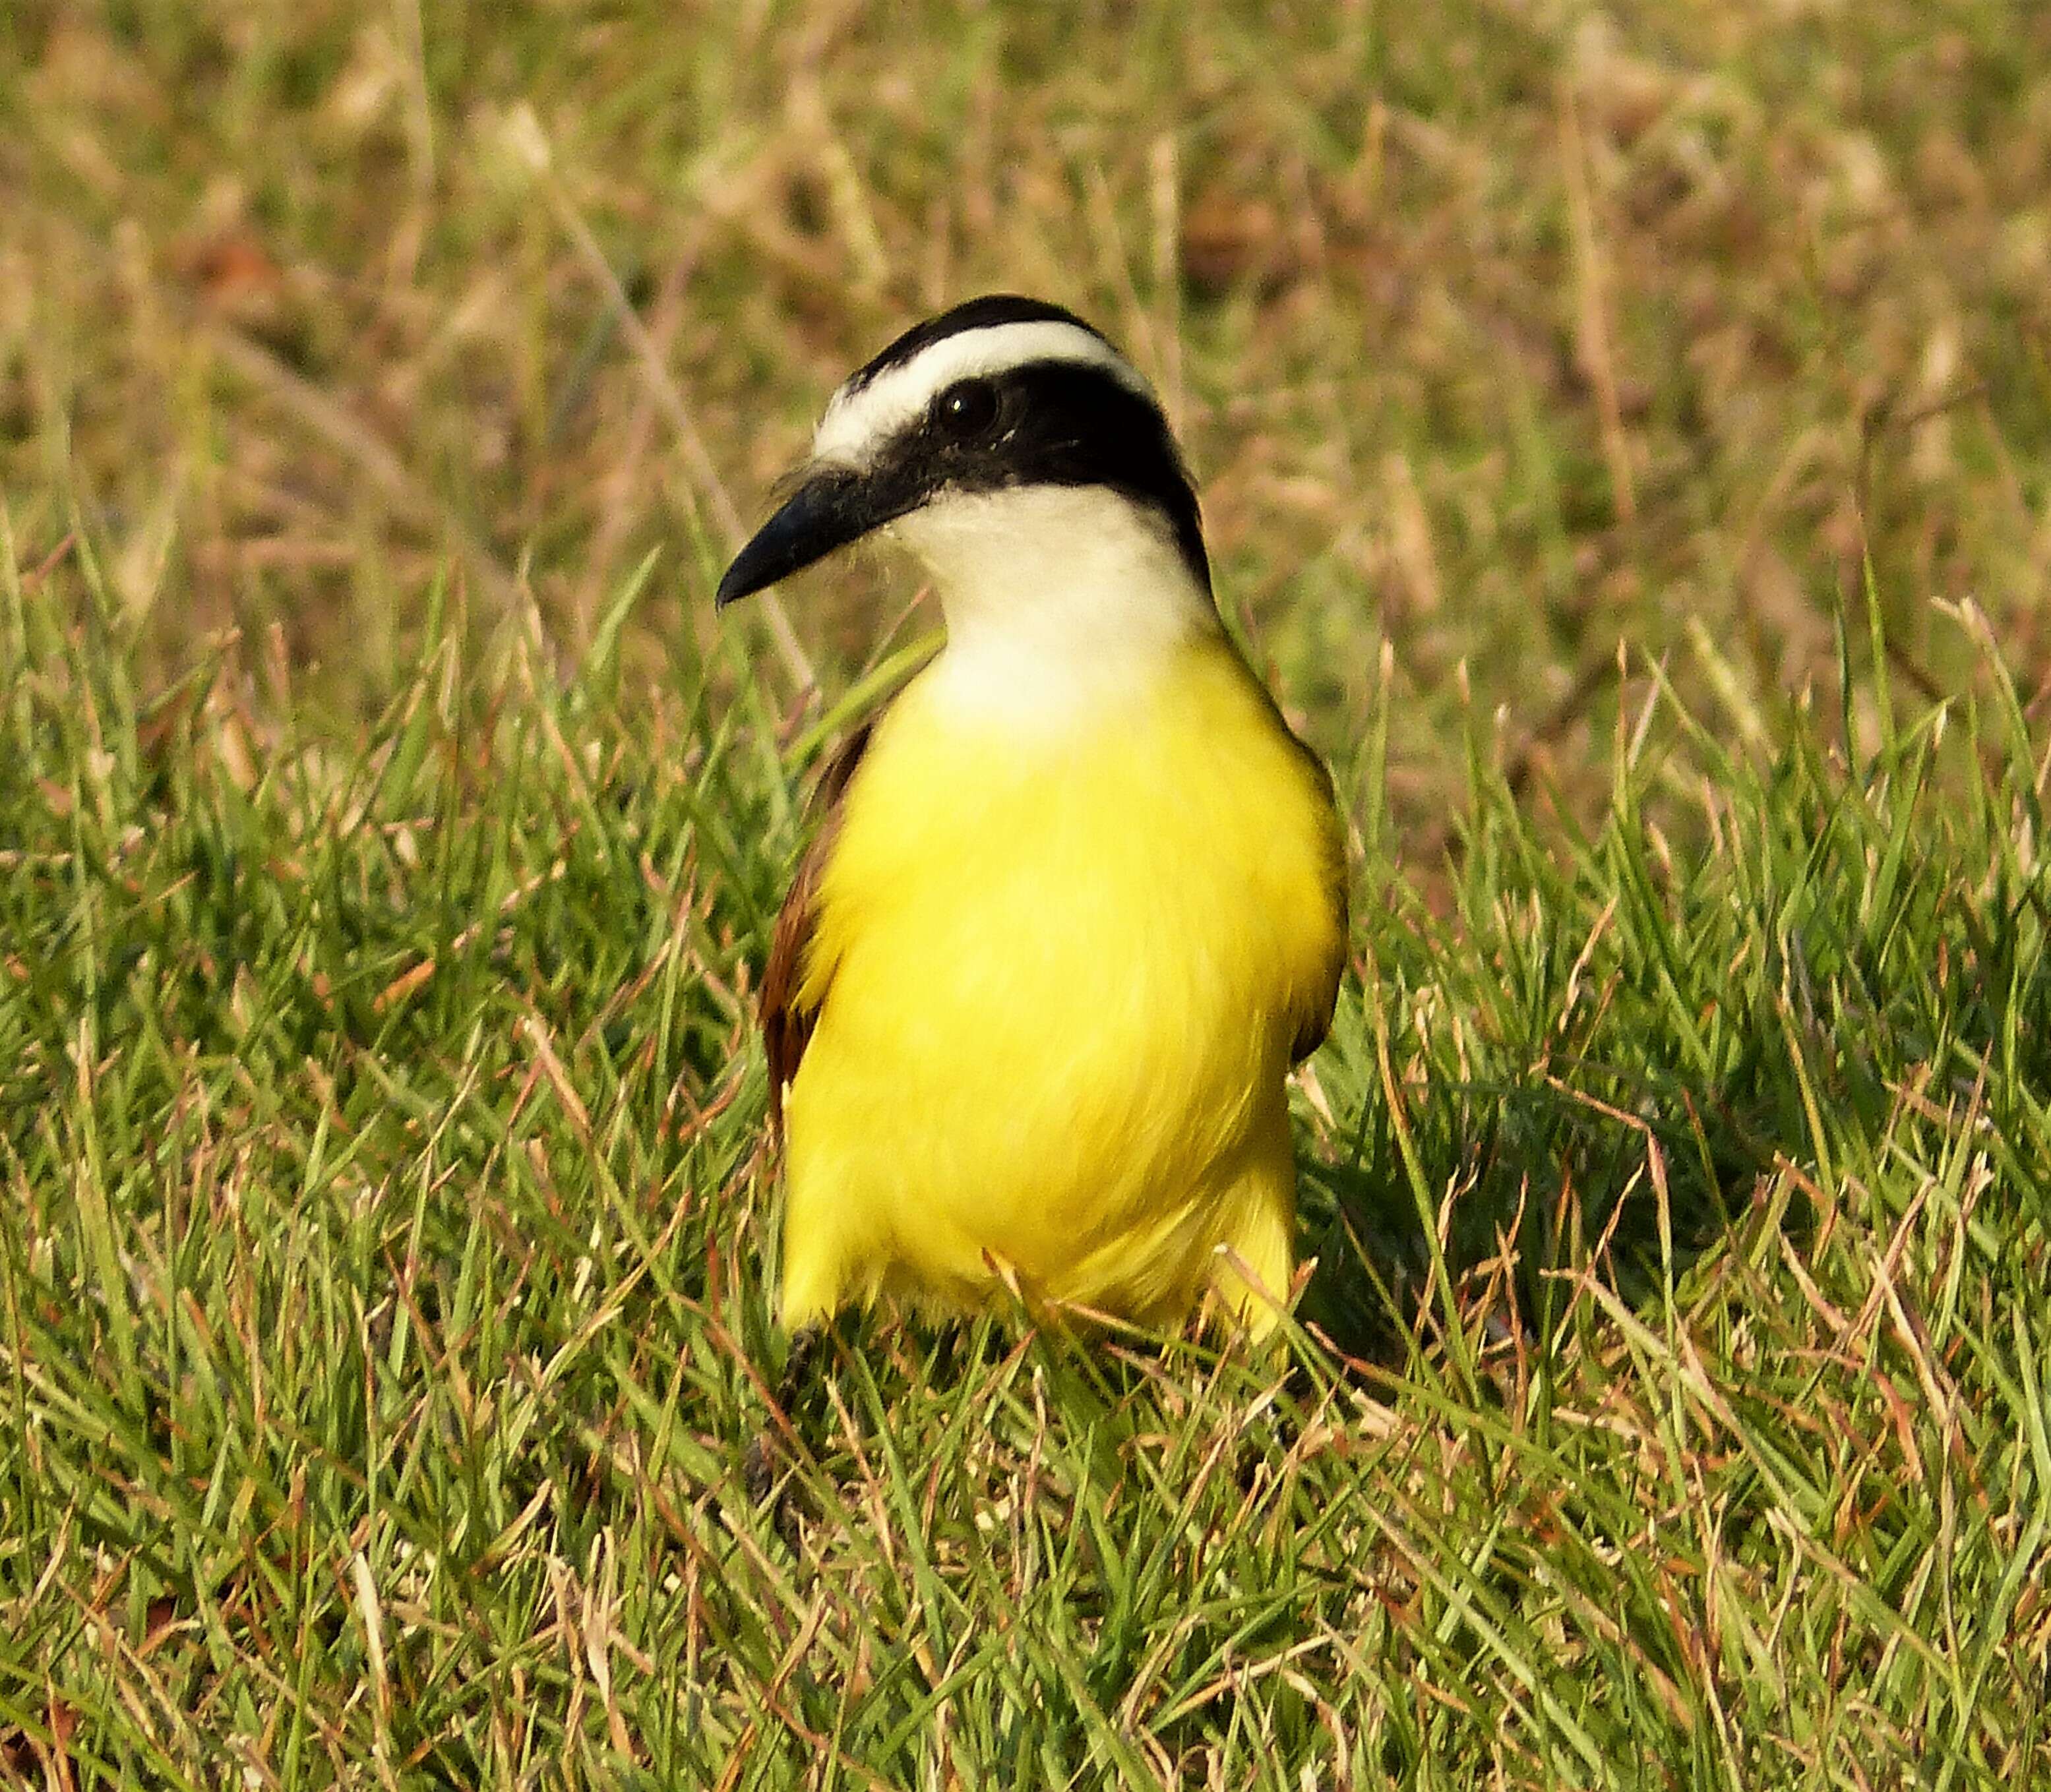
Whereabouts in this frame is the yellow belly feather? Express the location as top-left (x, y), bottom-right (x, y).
top-left (778, 635), bottom-right (1343, 1334)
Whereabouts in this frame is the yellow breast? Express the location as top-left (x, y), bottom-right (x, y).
top-left (778, 632), bottom-right (1345, 1333)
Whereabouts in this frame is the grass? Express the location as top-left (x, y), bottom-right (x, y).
top-left (3, 0), bottom-right (2051, 1785)
top-left (5, 523), bottom-right (2050, 1788)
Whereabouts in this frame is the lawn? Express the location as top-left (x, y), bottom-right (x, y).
top-left (2, 2), bottom-right (2049, 1785)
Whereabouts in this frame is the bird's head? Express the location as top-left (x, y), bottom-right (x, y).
top-left (715, 297), bottom-right (1213, 643)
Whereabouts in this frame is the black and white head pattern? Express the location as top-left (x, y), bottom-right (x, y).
top-left (810, 297), bottom-right (1210, 593)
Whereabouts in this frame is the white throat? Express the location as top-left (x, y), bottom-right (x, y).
top-left (889, 485), bottom-right (1218, 729)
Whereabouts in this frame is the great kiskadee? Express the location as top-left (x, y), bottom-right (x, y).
top-left (718, 295), bottom-right (1347, 1346)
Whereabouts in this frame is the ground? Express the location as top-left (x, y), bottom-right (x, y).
top-left (1, 2), bottom-right (2048, 1785)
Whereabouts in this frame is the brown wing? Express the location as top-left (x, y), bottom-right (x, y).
top-left (1285, 732), bottom-right (1350, 1067)
top-left (761, 722), bottom-right (873, 1136)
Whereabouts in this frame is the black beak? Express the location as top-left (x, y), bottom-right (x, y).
top-left (714, 463), bottom-right (919, 609)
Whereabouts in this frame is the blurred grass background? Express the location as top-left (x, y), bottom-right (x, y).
top-left (4, 2), bottom-right (2051, 1786)
top-left (6, 0), bottom-right (2048, 817)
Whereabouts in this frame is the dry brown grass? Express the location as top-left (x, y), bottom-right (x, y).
top-left (5, 1), bottom-right (2048, 841)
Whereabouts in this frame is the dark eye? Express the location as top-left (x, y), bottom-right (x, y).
top-left (934, 379), bottom-right (1000, 441)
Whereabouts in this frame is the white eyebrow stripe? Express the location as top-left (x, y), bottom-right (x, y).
top-left (811, 320), bottom-right (1154, 466)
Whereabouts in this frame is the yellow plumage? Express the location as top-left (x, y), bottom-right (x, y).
top-left (776, 632), bottom-right (1346, 1334)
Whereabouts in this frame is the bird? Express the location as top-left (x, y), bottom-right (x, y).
top-left (717, 295), bottom-right (1347, 1370)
